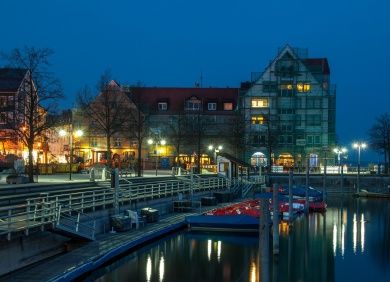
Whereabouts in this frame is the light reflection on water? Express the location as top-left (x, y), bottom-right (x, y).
top-left (90, 197), bottom-right (390, 282)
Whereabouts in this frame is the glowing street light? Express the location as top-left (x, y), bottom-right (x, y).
top-left (353, 142), bottom-right (367, 193)
top-left (208, 145), bottom-right (223, 165)
top-left (333, 147), bottom-right (347, 173)
top-left (59, 128), bottom-right (84, 181)
top-left (148, 138), bottom-right (166, 176)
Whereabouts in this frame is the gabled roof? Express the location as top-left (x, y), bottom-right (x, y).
top-left (0, 68), bottom-right (28, 92)
top-left (126, 87), bottom-right (239, 113)
top-left (218, 152), bottom-right (252, 167)
top-left (303, 58), bottom-right (330, 75)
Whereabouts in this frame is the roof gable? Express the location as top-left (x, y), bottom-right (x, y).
top-left (0, 68), bottom-right (28, 92)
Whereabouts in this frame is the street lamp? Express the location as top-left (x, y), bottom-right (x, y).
top-left (208, 145), bottom-right (223, 165)
top-left (148, 138), bottom-right (166, 176)
top-left (333, 147), bottom-right (347, 174)
top-left (59, 128), bottom-right (84, 181)
top-left (353, 142), bottom-right (367, 193)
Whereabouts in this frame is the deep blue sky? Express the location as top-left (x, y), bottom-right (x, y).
top-left (1, 0), bottom-right (389, 163)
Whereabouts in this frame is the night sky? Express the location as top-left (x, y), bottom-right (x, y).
top-left (1, 0), bottom-right (389, 163)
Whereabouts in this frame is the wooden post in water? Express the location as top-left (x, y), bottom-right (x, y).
top-left (272, 183), bottom-right (279, 255)
top-left (323, 156), bottom-right (327, 202)
top-left (259, 198), bottom-right (270, 282)
top-left (288, 170), bottom-right (293, 224)
top-left (112, 168), bottom-right (119, 215)
top-left (305, 157), bottom-right (310, 212)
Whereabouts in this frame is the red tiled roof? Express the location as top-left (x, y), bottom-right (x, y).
top-left (303, 58), bottom-right (330, 75)
top-left (126, 87), bottom-right (239, 114)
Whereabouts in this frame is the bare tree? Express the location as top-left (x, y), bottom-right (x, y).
top-left (77, 70), bottom-right (132, 168)
top-left (186, 112), bottom-right (208, 173)
top-left (125, 88), bottom-right (150, 177)
top-left (3, 47), bottom-right (63, 182)
top-left (227, 110), bottom-right (246, 159)
top-left (369, 113), bottom-right (390, 174)
top-left (166, 113), bottom-right (187, 167)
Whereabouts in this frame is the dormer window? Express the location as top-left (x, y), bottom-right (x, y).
top-left (158, 102), bottom-right (168, 111)
top-left (223, 102), bottom-right (233, 111)
top-left (185, 97), bottom-right (202, 111)
top-left (208, 102), bottom-right (217, 111)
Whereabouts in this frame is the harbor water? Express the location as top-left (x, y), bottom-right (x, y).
top-left (85, 196), bottom-right (390, 282)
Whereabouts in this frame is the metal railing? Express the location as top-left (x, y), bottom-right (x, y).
top-left (0, 176), bottom-right (243, 240)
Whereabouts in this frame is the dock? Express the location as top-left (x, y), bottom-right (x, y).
top-left (0, 212), bottom-right (192, 282)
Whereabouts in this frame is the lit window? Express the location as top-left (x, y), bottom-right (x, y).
top-left (208, 103), bottom-right (217, 111)
top-left (114, 138), bottom-right (121, 147)
top-left (251, 98), bottom-right (268, 108)
top-left (251, 115), bottom-right (265, 125)
top-left (158, 102), bottom-right (168, 111)
top-left (297, 83), bottom-right (311, 93)
top-left (223, 102), bottom-right (233, 111)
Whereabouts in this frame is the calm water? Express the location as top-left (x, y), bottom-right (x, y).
top-left (86, 197), bottom-right (390, 282)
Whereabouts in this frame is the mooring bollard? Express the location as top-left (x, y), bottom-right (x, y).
top-left (305, 158), bottom-right (310, 212)
top-left (259, 198), bottom-right (270, 282)
top-left (272, 183), bottom-right (279, 255)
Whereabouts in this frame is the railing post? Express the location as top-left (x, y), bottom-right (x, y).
top-left (25, 200), bottom-right (30, 236)
top-left (7, 209), bottom-right (12, 241)
top-left (92, 191), bottom-right (96, 212)
top-left (81, 192), bottom-right (85, 213)
top-left (103, 190), bottom-right (106, 209)
top-left (57, 205), bottom-right (62, 225)
top-left (76, 213), bottom-right (80, 232)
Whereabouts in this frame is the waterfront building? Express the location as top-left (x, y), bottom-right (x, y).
top-left (0, 68), bottom-right (41, 161)
top-left (241, 45), bottom-right (336, 170)
top-left (125, 87), bottom-right (240, 170)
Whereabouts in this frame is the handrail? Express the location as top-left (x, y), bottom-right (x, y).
top-left (0, 176), bottom-right (260, 240)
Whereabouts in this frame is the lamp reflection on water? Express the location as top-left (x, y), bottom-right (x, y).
top-left (159, 256), bottom-right (165, 282)
top-left (217, 241), bottom-right (221, 262)
top-left (361, 214), bottom-right (365, 253)
top-left (341, 224), bottom-right (345, 257)
top-left (146, 255), bottom-right (152, 282)
top-left (250, 261), bottom-right (257, 282)
top-left (353, 213), bottom-right (357, 254)
top-left (207, 240), bottom-right (212, 261)
top-left (333, 224), bottom-right (337, 255)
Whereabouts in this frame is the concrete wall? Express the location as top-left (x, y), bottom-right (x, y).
top-left (0, 232), bottom-right (69, 276)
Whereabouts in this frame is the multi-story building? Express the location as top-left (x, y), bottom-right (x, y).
top-left (126, 87), bottom-right (240, 169)
top-left (0, 68), bottom-right (29, 157)
top-left (241, 45), bottom-right (336, 170)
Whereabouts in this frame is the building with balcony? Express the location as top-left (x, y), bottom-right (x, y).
top-left (241, 45), bottom-right (336, 170)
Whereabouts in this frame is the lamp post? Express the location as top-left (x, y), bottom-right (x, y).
top-left (148, 138), bottom-right (166, 176)
top-left (333, 147), bottom-right (347, 174)
top-left (59, 129), bottom-right (83, 181)
top-left (208, 145), bottom-right (223, 164)
top-left (353, 142), bottom-right (367, 193)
